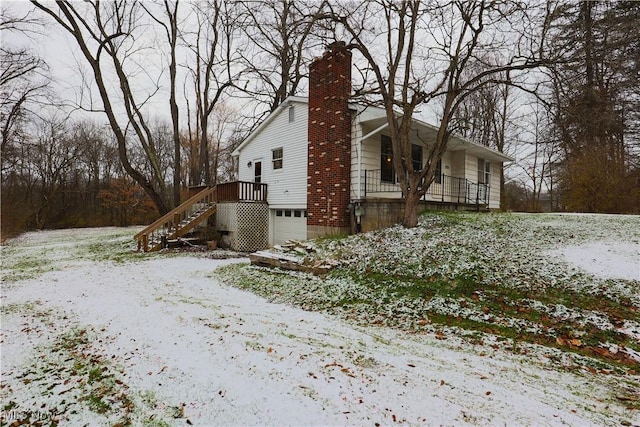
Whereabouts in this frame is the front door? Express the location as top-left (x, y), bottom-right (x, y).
top-left (254, 160), bottom-right (262, 183)
top-left (253, 160), bottom-right (263, 193)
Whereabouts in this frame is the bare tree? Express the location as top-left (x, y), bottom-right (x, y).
top-left (181, 0), bottom-right (241, 186)
top-left (321, 0), bottom-right (553, 226)
top-left (237, 0), bottom-right (324, 114)
top-left (31, 0), bottom-right (173, 214)
top-left (453, 68), bottom-right (523, 209)
top-left (512, 101), bottom-right (556, 211)
top-left (142, 0), bottom-right (182, 207)
top-left (0, 6), bottom-right (50, 173)
top-left (29, 114), bottom-right (81, 228)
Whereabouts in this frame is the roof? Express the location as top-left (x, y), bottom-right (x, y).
top-left (234, 96), bottom-right (514, 163)
top-left (354, 106), bottom-right (514, 163)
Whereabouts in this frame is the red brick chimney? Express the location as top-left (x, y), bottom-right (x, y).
top-left (307, 42), bottom-right (352, 238)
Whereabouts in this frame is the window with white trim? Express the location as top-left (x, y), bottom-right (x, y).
top-left (381, 135), bottom-right (395, 183)
top-left (272, 147), bottom-right (283, 170)
top-left (477, 159), bottom-right (490, 184)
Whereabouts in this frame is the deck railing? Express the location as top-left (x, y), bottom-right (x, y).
top-left (364, 170), bottom-right (490, 205)
top-left (134, 181), bottom-right (268, 252)
top-left (216, 181), bottom-right (268, 202)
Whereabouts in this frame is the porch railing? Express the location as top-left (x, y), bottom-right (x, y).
top-left (216, 181), bottom-right (267, 202)
top-left (364, 170), bottom-right (490, 205)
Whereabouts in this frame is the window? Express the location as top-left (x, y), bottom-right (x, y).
top-left (284, 210), bottom-right (292, 217)
top-left (276, 210), bottom-right (283, 217)
top-left (477, 159), bottom-right (490, 184)
top-left (288, 105), bottom-right (295, 122)
top-left (294, 210), bottom-right (302, 218)
top-left (272, 147), bottom-right (283, 170)
top-left (381, 135), bottom-right (395, 183)
top-left (411, 144), bottom-right (423, 172)
top-left (435, 159), bottom-right (442, 184)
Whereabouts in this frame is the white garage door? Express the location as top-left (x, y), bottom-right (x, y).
top-left (272, 209), bottom-right (307, 245)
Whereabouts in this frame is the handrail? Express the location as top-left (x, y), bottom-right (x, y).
top-left (134, 181), bottom-right (269, 252)
top-left (363, 170), bottom-right (489, 205)
top-left (134, 186), bottom-right (217, 240)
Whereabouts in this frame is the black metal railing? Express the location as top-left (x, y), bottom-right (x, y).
top-left (364, 170), bottom-right (490, 205)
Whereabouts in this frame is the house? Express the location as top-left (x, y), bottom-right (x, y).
top-left (135, 42), bottom-right (512, 252)
top-left (232, 42), bottom-right (513, 246)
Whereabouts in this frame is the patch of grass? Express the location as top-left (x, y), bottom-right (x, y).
top-left (1, 228), bottom-right (153, 283)
top-left (8, 326), bottom-right (135, 423)
top-left (1, 255), bottom-right (52, 282)
top-left (86, 391), bottom-right (112, 414)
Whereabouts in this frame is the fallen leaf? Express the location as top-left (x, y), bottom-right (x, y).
top-left (616, 394), bottom-right (639, 402)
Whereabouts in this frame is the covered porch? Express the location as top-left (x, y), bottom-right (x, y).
top-left (363, 170), bottom-right (490, 207)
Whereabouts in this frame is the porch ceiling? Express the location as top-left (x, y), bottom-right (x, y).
top-left (359, 116), bottom-right (514, 163)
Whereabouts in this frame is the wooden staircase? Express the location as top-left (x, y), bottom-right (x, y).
top-left (134, 187), bottom-right (218, 252)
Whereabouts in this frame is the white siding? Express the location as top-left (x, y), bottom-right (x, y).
top-left (488, 164), bottom-right (501, 209)
top-left (361, 135), bottom-right (382, 177)
top-left (350, 119), bottom-right (363, 199)
top-left (461, 151), bottom-right (502, 208)
top-left (463, 152), bottom-right (477, 182)
top-left (450, 151), bottom-right (466, 178)
top-left (237, 102), bottom-right (308, 209)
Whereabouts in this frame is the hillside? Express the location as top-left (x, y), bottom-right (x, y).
top-left (220, 212), bottom-right (640, 372)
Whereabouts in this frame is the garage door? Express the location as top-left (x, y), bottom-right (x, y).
top-left (272, 209), bottom-right (307, 245)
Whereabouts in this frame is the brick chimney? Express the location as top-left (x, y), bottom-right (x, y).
top-left (306, 42), bottom-right (352, 239)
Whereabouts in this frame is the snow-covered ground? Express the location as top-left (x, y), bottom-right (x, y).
top-left (1, 219), bottom-right (639, 426)
top-left (551, 241), bottom-right (638, 281)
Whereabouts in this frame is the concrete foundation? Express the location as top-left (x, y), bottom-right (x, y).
top-left (307, 224), bottom-right (351, 240)
top-left (355, 198), bottom-right (486, 233)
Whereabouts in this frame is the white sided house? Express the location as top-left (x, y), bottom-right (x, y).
top-left (135, 43), bottom-right (513, 253)
top-left (232, 42), bottom-right (513, 246)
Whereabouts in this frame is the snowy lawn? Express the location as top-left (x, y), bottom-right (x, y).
top-left (1, 213), bottom-right (639, 426)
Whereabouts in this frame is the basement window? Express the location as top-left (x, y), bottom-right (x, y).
top-left (272, 147), bottom-right (283, 170)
